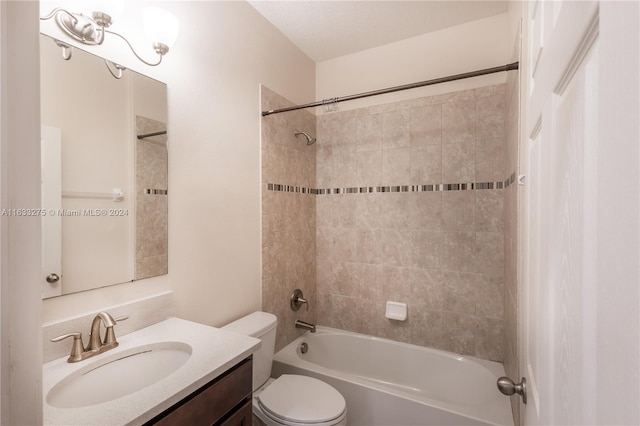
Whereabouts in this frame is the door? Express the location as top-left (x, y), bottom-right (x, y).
top-left (519, 1), bottom-right (639, 425)
top-left (41, 125), bottom-right (62, 298)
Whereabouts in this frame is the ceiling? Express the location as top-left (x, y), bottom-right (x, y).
top-left (247, 1), bottom-right (509, 62)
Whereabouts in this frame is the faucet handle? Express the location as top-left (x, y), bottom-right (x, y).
top-left (291, 289), bottom-right (309, 311)
top-left (51, 332), bottom-right (85, 362)
top-left (103, 315), bottom-right (128, 345)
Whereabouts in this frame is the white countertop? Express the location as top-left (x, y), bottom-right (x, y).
top-left (43, 317), bottom-right (261, 425)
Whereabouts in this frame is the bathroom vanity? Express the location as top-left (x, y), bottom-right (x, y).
top-left (146, 356), bottom-right (253, 425)
top-left (42, 317), bottom-right (260, 425)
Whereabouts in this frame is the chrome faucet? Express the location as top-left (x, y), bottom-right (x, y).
top-left (51, 311), bottom-right (128, 363)
top-left (294, 319), bottom-right (316, 333)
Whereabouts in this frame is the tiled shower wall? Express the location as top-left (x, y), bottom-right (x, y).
top-left (315, 85), bottom-right (508, 361)
top-left (135, 116), bottom-right (168, 280)
top-left (503, 36), bottom-right (521, 423)
top-left (261, 86), bottom-right (317, 351)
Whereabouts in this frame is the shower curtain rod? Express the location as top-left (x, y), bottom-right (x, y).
top-left (137, 130), bottom-right (167, 140)
top-left (261, 62), bottom-right (519, 117)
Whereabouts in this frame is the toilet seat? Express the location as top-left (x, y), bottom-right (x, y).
top-left (256, 375), bottom-right (346, 426)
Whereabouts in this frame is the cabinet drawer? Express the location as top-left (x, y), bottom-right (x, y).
top-left (149, 357), bottom-right (252, 426)
top-left (220, 400), bottom-right (252, 426)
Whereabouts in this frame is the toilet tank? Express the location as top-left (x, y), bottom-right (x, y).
top-left (222, 311), bottom-right (277, 391)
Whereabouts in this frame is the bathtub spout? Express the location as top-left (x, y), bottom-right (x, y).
top-left (294, 320), bottom-right (316, 333)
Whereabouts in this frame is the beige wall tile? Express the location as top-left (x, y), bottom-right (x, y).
top-left (411, 230), bottom-right (443, 270)
top-left (381, 193), bottom-right (413, 229)
top-left (356, 149), bottom-right (383, 186)
top-left (410, 104), bottom-right (442, 146)
top-left (370, 97), bottom-right (425, 115)
top-left (410, 145), bottom-right (442, 183)
top-left (475, 317), bottom-right (504, 361)
top-left (381, 229), bottom-right (414, 268)
top-left (442, 191), bottom-right (475, 232)
top-left (441, 231), bottom-right (476, 273)
top-left (407, 192), bottom-right (443, 230)
top-left (476, 138), bottom-right (506, 182)
top-left (355, 194), bottom-right (383, 229)
top-left (316, 146), bottom-right (356, 188)
top-left (475, 231), bottom-right (504, 277)
top-left (356, 113), bottom-right (383, 151)
top-left (442, 141), bottom-right (475, 182)
top-left (440, 312), bottom-right (477, 355)
top-left (316, 259), bottom-right (333, 295)
top-left (409, 268), bottom-right (445, 309)
top-left (476, 273), bottom-right (504, 320)
top-left (441, 271), bottom-right (477, 314)
top-left (318, 111), bottom-right (357, 149)
top-left (381, 229), bottom-right (445, 271)
top-left (381, 266), bottom-right (412, 301)
top-left (442, 99), bottom-right (475, 144)
top-left (356, 229), bottom-right (384, 264)
top-left (476, 189), bottom-right (504, 232)
top-left (409, 308), bottom-right (443, 347)
top-left (476, 94), bottom-right (505, 141)
top-left (382, 110), bottom-right (411, 149)
top-left (382, 147), bottom-right (411, 184)
top-left (352, 263), bottom-right (385, 301)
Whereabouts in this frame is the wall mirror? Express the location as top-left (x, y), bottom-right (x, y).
top-left (40, 33), bottom-right (168, 299)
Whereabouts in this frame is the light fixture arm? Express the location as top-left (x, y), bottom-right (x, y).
top-left (39, 6), bottom-right (175, 75)
top-left (41, 8), bottom-right (108, 46)
top-left (104, 29), bottom-right (164, 67)
top-left (104, 60), bottom-right (126, 79)
top-left (54, 40), bottom-right (72, 61)
top-left (40, 7), bottom-right (70, 22)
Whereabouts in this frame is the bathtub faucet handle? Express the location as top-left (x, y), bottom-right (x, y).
top-left (291, 288), bottom-right (309, 311)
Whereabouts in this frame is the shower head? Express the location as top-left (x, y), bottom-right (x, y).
top-left (294, 131), bottom-right (316, 145)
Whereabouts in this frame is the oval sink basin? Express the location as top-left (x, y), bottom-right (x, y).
top-left (47, 342), bottom-right (192, 408)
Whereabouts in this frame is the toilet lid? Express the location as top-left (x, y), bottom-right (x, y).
top-left (257, 375), bottom-right (346, 424)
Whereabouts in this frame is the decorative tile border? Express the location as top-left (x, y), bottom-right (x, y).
top-left (145, 189), bottom-right (168, 195)
top-left (267, 172), bottom-right (517, 195)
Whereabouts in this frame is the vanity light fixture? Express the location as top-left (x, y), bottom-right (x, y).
top-left (40, 3), bottom-right (179, 77)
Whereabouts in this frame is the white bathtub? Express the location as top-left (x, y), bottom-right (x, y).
top-left (272, 327), bottom-right (513, 426)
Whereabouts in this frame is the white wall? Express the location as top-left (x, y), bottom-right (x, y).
top-left (41, 1), bottom-right (315, 326)
top-left (1, 2), bottom-right (43, 424)
top-left (316, 13), bottom-right (509, 112)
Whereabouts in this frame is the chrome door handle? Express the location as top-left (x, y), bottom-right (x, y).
top-left (46, 273), bottom-right (60, 284)
top-left (497, 376), bottom-right (527, 404)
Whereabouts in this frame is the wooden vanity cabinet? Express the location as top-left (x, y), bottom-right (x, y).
top-left (146, 356), bottom-right (253, 426)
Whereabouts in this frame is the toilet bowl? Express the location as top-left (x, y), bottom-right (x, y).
top-left (253, 376), bottom-right (346, 426)
top-left (222, 312), bottom-right (347, 426)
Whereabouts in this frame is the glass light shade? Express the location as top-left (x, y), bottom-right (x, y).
top-left (144, 7), bottom-right (179, 49)
top-left (92, 0), bottom-right (125, 20)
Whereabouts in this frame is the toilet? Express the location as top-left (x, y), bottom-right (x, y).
top-left (223, 312), bottom-right (347, 426)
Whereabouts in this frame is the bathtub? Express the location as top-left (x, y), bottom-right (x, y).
top-left (272, 327), bottom-right (513, 426)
